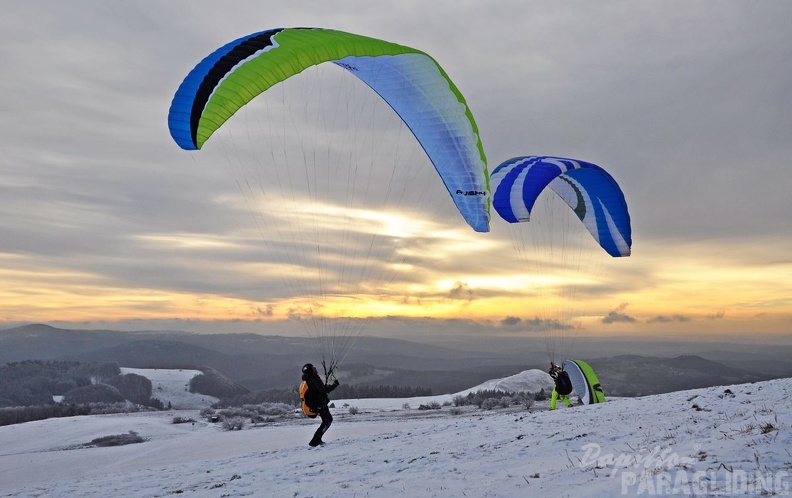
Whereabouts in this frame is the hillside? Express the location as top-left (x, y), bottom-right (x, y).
top-left (2, 324), bottom-right (790, 397)
top-left (587, 354), bottom-right (771, 396)
top-left (119, 368), bottom-right (219, 410)
top-left (0, 324), bottom-right (525, 392)
top-left (0, 375), bottom-right (789, 497)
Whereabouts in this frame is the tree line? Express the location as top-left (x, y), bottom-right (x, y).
top-left (212, 383), bottom-right (432, 408)
top-left (0, 360), bottom-right (165, 426)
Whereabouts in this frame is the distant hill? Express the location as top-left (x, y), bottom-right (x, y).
top-left (0, 324), bottom-right (523, 392)
top-left (0, 324), bottom-right (131, 362)
top-left (586, 354), bottom-right (771, 396)
top-left (456, 369), bottom-right (554, 396)
top-left (1, 324), bottom-right (789, 396)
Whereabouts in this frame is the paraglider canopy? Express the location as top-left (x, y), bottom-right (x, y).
top-left (167, 27), bottom-right (491, 379)
top-left (490, 156), bottom-right (631, 257)
top-left (489, 155), bottom-right (633, 362)
top-left (168, 27), bottom-right (490, 233)
top-left (562, 359), bottom-right (605, 405)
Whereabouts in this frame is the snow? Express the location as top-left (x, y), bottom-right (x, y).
top-left (1, 373), bottom-right (791, 497)
top-left (458, 368), bottom-right (555, 395)
top-left (119, 367), bottom-right (219, 410)
top-left (334, 368), bottom-right (555, 412)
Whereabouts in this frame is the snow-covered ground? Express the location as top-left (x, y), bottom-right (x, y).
top-left (119, 367), bottom-right (219, 410)
top-left (1, 373), bottom-right (790, 497)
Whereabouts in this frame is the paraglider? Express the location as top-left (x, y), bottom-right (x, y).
top-left (490, 155), bottom-right (632, 367)
top-left (548, 361), bottom-right (573, 410)
top-left (547, 359), bottom-right (605, 409)
top-left (168, 27), bottom-right (490, 233)
top-left (490, 155), bottom-right (631, 258)
top-left (300, 363), bottom-right (340, 446)
top-left (168, 27), bottom-right (491, 380)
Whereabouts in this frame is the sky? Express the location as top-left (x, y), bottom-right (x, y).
top-left (1, 1), bottom-right (791, 343)
top-left (1, 369), bottom-right (791, 497)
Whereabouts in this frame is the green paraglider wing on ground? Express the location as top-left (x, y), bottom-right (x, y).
top-left (564, 359), bottom-right (606, 404)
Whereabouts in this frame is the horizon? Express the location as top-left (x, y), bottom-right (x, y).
top-left (4, 321), bottom-right (792, 351)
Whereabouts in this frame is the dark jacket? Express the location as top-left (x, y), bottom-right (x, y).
top-left (550, 369), bottom-right (573, 396)
top-left (301, 371), bottom-right (337, 409)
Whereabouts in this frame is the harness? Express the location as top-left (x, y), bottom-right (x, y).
top-left (554, 370), bottom-right (573, 396)
top-left (299, 381), bottom-right (318, 418)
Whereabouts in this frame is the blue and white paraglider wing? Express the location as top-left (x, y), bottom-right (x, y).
top-left (490, 156), bottom-right (631, 257)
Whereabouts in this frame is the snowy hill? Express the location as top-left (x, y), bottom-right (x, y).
top-left (0, 375), bottom-right (790, 497)
top-left (335, 368), bottom-right (554, 411)
top-left (119, 367), bottom-right (219, 410)
top-left (459, 368), bottom-right (554, 395)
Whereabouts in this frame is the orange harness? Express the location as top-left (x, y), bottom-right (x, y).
top-left (299, 381), bottom-right (318, 418)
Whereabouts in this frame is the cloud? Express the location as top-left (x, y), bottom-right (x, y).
top-left (448, 282), bottom-right (474, 302)
top-left (707, 310), bottom-right (726, 320)
top-left (602, 312), bottom-right (637, 324)
top-left (254, 305), bottom-right (274, 317)
top-left (647, 315), bottom-right (691, 323)
top-left (498, 316), bottom-right (572, 332)
top-left (602, 303), bottom-right (637, 324)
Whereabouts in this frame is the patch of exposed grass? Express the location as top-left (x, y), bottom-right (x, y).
top-left (89, 431), bottom-right (146, 447)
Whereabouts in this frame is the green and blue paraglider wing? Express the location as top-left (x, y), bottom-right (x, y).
top-left (168, 27), bottom-right (489, 232)
top-left (490, 156), bottom-right (631, 256)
